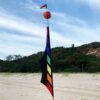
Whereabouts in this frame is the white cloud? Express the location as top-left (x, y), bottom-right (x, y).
top-left (52, 12), bottom-right (86, 26)
top-left (89, 0), bottom-right (100, 10)
top-left (75, 0), bottom-right (100, 10)
top-left (51, 11), bottom-right (100, 44)
top-left (0, 9), bottom-right (78, 46)
top-left (0, 32), bottom-right (45, 59)
top-left (20, 0), bottom-right (45, 13)
top-left (0, 10), bottom-right (77, 45)
top-left (20, 0), bottom-right (40, 12)
top-left (0, 11), bottom-right (45, 38)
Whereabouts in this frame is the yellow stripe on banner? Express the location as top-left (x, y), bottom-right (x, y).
top-left (47, 64), bottom-right (51, 75)
top-left (47, 73), bottom-right (52, 85)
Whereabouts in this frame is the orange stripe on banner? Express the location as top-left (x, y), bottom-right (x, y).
top-left (47, 83), bottom-right (53, 95)
top-left (47, 73), bottom-right (52, 85)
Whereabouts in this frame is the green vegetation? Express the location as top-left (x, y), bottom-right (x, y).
top-left (0, 42), bottom-right (100, 73)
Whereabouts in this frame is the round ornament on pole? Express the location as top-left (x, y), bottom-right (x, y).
top-left (43, 11), bottom-right (51, 19)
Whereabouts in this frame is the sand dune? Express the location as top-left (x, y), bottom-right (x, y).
top-left (0, 73), bottom-right (100, 100)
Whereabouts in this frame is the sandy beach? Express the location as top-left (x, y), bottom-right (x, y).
top-left (0, 73), bottom-right (100, 100)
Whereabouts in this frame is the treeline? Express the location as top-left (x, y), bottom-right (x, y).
top-left (0, 42), bottom-right (100, 73)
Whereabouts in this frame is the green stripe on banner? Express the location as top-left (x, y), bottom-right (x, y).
top-left (47, 55), bottom-right (51, 65)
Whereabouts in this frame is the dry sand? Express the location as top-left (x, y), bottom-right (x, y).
top-left (0, 73), bottom-right (100, 100)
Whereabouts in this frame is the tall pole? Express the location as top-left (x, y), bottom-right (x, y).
top-left (40, 3), bottom-right (54, 100)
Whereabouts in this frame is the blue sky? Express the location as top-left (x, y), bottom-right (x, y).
top-left (0, 0), bottom-right (100, 59)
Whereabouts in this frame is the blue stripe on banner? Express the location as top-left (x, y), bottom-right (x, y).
top-left (46, 46), bottom-right (50, 55)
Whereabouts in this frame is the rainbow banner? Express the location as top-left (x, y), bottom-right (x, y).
top-left (40, 26), bottom-right (54, 98)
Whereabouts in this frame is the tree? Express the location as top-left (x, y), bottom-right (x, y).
top-left (14, 55), bottom-right (22, 60)
top-left (6, 55), bottom-right (14, 61)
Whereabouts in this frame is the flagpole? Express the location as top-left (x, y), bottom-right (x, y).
top-left (40, 3), bottom-right (54, 100)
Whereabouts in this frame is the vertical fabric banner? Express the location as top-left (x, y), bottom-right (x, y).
top-left (40, 26), bottom-right (54, 98)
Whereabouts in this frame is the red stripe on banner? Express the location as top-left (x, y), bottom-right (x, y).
top-left (47, 83), bottom-right (53, 95)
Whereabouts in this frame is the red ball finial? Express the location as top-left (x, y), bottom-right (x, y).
top-left (43, 11), bottom-right (51, 19)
